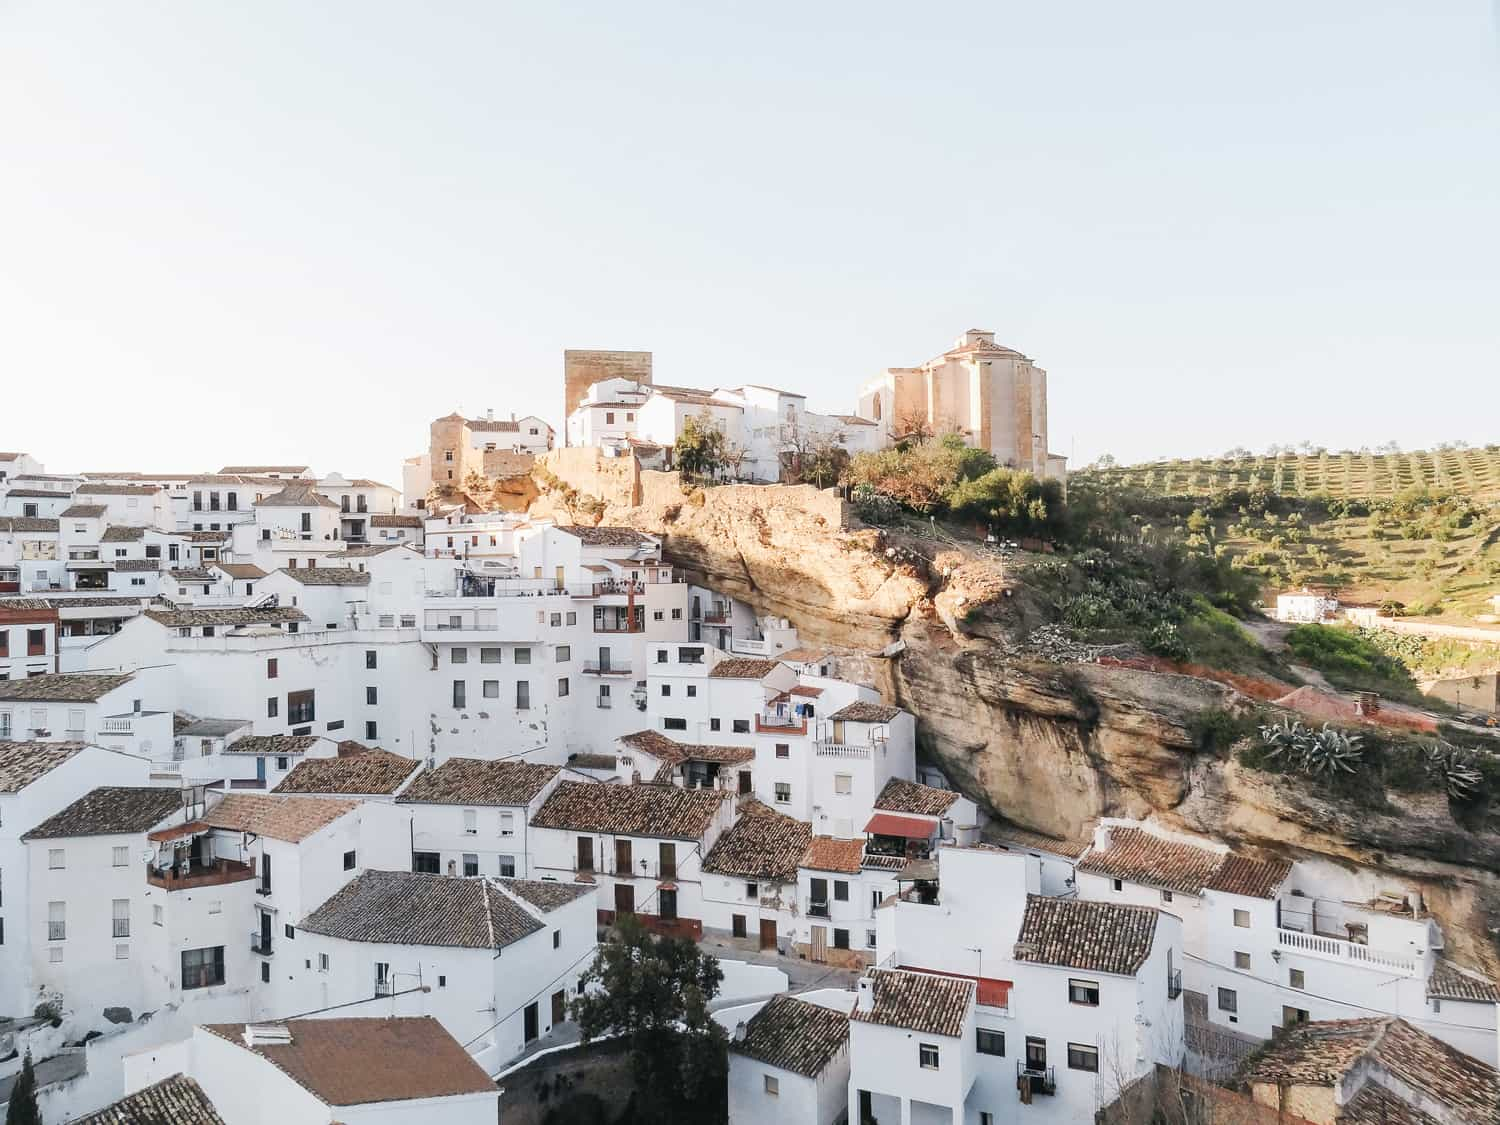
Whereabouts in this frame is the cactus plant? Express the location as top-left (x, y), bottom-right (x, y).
top-left (1424, 742), bottom-right (1483, 801)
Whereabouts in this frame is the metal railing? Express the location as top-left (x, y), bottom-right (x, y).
top-left (583, 661), bottom-right (633, 675)
top-left (1017, 1062), bottom-right (1056, 1096)
top-left (250, 931), bottom-right (273, 956)
top-left (1275, 928), bottom-right (1417, 976)
top-left (808, 901), bottom-right (830, 919)
top-left (1168, 968), bottom-right (1182, 999)
top-left (48, 922), bottom-right (66, 941)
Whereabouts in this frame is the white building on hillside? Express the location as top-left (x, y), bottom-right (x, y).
top-left (728, 992), bottom-right (853, 1125)
top-left (396, 758), bottom-right (563, 878)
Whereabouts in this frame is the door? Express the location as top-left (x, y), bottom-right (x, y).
top-left (524, 1002), bottom-right (539, 1043)
top-left (614, 839), bottom-right (632, 875)
top-left (555, 566), bottom-right (565, 591)
top-left (758, 918), bottom-right (777, 951)
top-left (259, 911), bottom-right (272, 953)
top-left (810, 877), bottom-right (828, 918)
top-left (598, 646), bottom-right (610, 673)
top-left (810, 925), bottom-right (827, 963)
top-left (576, 837), bottom-right (593, 872)
top-left (551, 989), bottom-right (566, 1026)
top-left (256, 756), bottom-right (266, 783)
top-left (659, 842), bottom-right (676, 880)
top-left (614, 884), bottom-right (635, 916)
top-left (738, 770), bottom-right (752, 796)
top-left (260, 851), bottom-right (271, 894)
top-left (732, 914), bottom-right (746, 938)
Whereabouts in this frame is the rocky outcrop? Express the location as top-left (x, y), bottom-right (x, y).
top-left (538, 469), bottom-right (1500, 967)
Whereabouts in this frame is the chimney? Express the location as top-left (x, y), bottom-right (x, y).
top-left (486, 408), bottom-right (494, 422)
top-left (733, 1021), bottom-right (747, 1043)
top-left (244, 1023), bottom-right (293, 1048)
top-left (856, 976), bottom-right (875, 1013)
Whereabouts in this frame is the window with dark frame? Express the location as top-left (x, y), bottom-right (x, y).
top-left (976, 1028), bottom-right (1005, 1056)
top-left (1068, 979), bottom-right (1100, 1006)
top-left (1067, 1043), bottom-right (1099, 1072)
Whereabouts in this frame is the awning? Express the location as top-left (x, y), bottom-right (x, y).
top-left (148, 820), bottom-right (209, 844)
top-left (863, 812), bottom-right (936, 839)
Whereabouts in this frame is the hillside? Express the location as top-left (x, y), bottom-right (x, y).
top-left (1073, 448), bottom-right (1500, 623)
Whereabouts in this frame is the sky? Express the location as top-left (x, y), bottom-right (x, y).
top-left (2, 2), bottom-right (1498, 489)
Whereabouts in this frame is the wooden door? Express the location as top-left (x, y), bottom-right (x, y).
top-left (810, 925), bottom-right (827, 963)
top-left (615, 883), bottom-right (635, 915)
top-left (551, 989), bottom-right (566, 1026)
top-left (738, 770), bottom-right (752, 795)
top-left (732, 914), bottom-right (746, 938)
top-left (659, 842), bottom-right (677, 880)
top-left (576, 836), bottom-right (593, 872)
top-left (614, 839), bottom-right (632, 875)
top-left (759, 918), bottom-right (777, 951)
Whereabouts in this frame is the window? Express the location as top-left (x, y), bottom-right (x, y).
top-left (833, 928), bottom-right (849, 949)
top-left (276, 756), bottom-right (289, 771)
top-left (552, 930), bottom-right (560, 949)
top-left (498, 855), bottom-right (516, 877)
top-left (343, 850), bottom-right (356, 870)
top-left (671, 608), bottom-right (681, 619)
top-left (480, 647), bottom-right (501, 664)
top-left (1112, 878), bottom-right (1123, 892)
top-left (1161, 890), bottom-right (1174, 903)
top-left (918, 1043), bottom-right (940, 1070)
top-left (515, 648), bottom-right (531, 665)
top-left (516, 681), bottom-right (530, 710)
top-left (775, 743), bottom-right (790, 759)
top-left (413, 852), bottom-right (441, 874)
top-left (318, 953), bottom-right (330, 972)
top-left (556, 645), bottom-right (570, 662)
top-left (48, 947), bottom-right (62, 963)
top-left (48, 849), bottom-right (65, 870)
top-left (557, 677), bottom-right (569, 697)
top-left (1234, 951), bottom-right (1251, 970)
top-left (1067, 1043), bottom-right (1099, 1072)
top-left (1217, 987), bottom-right (1238, 1014)
top-left (500, 811), bottom-right (516, 837)
top-left (285, 924), bottom-right (295, 939)
top-left (732, 719), bottom-right (749, 734)
top-left (365, 686), bottom-right (377, 706)
top-left (685, 685), bottom-right (696, 698)
top-left (463, 809), bottom-right (478, 835)
top-left (763, 1074), bottom-right (778, 1097)
top-left (112, 899), bottom-right (130, 938)
top-left (463, 854), bottom-right (479, 877)
top-left (153, 905), bottom-right (163, 927)
top-left (774, 782), bottom-right (791, 804)
top-left (1289, 968), bottom-right (1305, 990)
top-left (834, 881), bottom-right (849, 901)
top-left (745, 882), bottom-right (759, 900)
top-left (709, 718), bottom-right (720, 731)
top-left (977, 1028), bottom-right (1005, 1056)
top-left (267, 658), bottom-right (278, 679)
top-left (112, 846), bottom-right (128, 867)
top-left (287, 690), bottom-right (315, 725)
top-left (48, 901), bottom-right (65, 940)
top-left (451, 647), bottom-right (468, 664)
top-left (659, 888), bottom-right (678, 920)
top-left (181, 946), bottom-right (225, 989)
top-left (834, 773), bottom-right (852, 794)
top-left (483, 680), bottom-right (499, 698)
top-left (663, 717), bottom-right (686, 731)
top-left (268, 696), bottom-right (279, 718)
top-left (1282, 1005), bottom-right (1310, 1027)
top-left (116, 944), bottom-right (130, 961)
top-left (1233, 908), bottom-right (1250, 928)
top-left (365, 721), bottom-right (378, 740)
top-left (566, 612), bottom-right (576, 626)
top-left (260, 961), bottom-right (270, 983)
top-left (655, 649), bottom-right (668, 664)
top-left (661, 685), bottom-right (671, 697)
top-left (1068, 979), bottom-right (1100, 1006)
top-left (453, 681), bottom-right (467, 708)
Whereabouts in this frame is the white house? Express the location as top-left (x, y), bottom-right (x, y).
top-left (290, 869), bottom-right (596, 1067)
top-left (121, 1016), bottom-right (501, 1125)
top-left (271, 748), bottom-right (422, 800)
top-left (699, 800), bottom-right (812, 953)
top-left (396, 757), bottom-right (563, 878)
top-left (1274, 589), bottom-right (1340, 624)
top-left (0, 598), bottom-right (58, 681)
top-left (728, 992), bottom-right (853, 1125)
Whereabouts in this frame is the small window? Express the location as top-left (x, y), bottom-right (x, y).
top-left (663, 717), bottom-right (687, 731)
top-left (1233, 908), bottom-right (1250, 928)
top-left (1068, 979), bottom-right (1100, 1006)
top-left (365, 649), bottom-right (377, 669)
top-left (267, 658), bottom-right (278, 679)
top-left (556, 645), bottom-right (570, 662)
top-left (976, 1028), bottom-right (1005, 1056)
top-left (514, 648), bottom-right (531, 665)
top-left (481, 647), bottom-right (502, 664)
top-left (451, 648), bottom-right (468, 664)
top-left (732, 719), bottom-right (750, 734)
top-left (1161, 890), bottom-right (1174, 903)
top-left (745, 882), bottom-right (759, 900)
top-left (1232, 950), bottom-right (1250, 970)
top-left (918, 1043), bottom-right (939, 1070)
top-left (553, 930), bottom-right (560, 949)
top-left (365, 721), bottom-right (378, 740)
top-left (686, 685), bottom-right (696, 697)
top-left (1217, 987), bottom-right (1238, 1014)
top-left (661, 685), bottom-right (671, 697)
top-left (1289, 968), bottom-right (1305, 990)
top-left (285, 924), bottom-right (296, 939)
top-left (1067, 1043), bottom-right (1099, 1073)
top-left (48, 849), bottom-right (65, 870)
top-left (833, 881), bottom-right (849, 902)
top-left (763, 1074), bottom-right (778, 1097)
top-left (834, 773), bottom-right (852, 794)
top-left (775, 743), bottom-right (790, 759)
top-left (483, 680), bottom-right (499, 699)
top-left (319, 953), bottom-right (330, 972)
top-left (709, 718), bottom-right (720, 731)
top-left (557, 677), bottom-right (569, 697)
top-left (343, 850), bottom-right (356, 871)
top-left (1112, 878), bottom-right (1123, 892)
top-left (112, 846), bottom-right (129, 867)
top-left (463, 854), bottom-right (479, 877)
top-left (656, 650), bottom-right (668, 663)
top-left (774, 782), bottom-right (791, 804)
top-left (833, 928), bottom-right (849, 949)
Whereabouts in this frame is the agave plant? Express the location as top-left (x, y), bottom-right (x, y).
top-left (1424, 742), bottom-right (1484, 801)
top-left (1303, 724), bottom-right (1363, 776)
top-left (1259, 718), bottom-right (1311, 764)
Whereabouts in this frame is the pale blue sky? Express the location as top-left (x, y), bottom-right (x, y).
top-left (2, 2), bottom-right (1497, 487)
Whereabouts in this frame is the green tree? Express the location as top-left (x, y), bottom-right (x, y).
top-left (6, 1052), bottom-right (41, 1125)
top-left (673, 414), bottom-right (728, 481)
top-left (570, 916), bottom-right (727, 1124)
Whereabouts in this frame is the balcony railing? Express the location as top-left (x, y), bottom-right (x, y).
top-left (374, 980), bottom-right (393, 997)
top-left (596, 697), bottom-right (613, 709)
top-left (147, 858), bottom-right (257, 892)
top-left (1275, 928), bottom-right (1417, 976)
top-left (756, 713), bottom-right (806, 735)
top-left (1017, 1063), bottom-right (1056, 1096)
top-left (814, 740), bottom-right (872, 759)
top-left (594, 622), bottom-right (644, 634)
top-left (583, 661), bottom-right (633, 676)
top-left (808, 901), bottom-right (830, 919)
top-left (113, 918), bottom-right (131, 938)
top-left (1168, 968), bottom-right (1182, 999)
top-left (102, 717), bottom-right (134, 735)
top-left (47, 922), bottom-right (66, 942)
top-left (250, 931), bottom-right (273, 956)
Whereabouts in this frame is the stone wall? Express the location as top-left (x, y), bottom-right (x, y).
top-left (540, 447), bottom-right (642, 509)
top-left (562, 349), bottom-right (652, 431)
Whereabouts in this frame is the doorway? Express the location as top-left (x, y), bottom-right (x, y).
top-left (551, 989), bottom-right (566, 1027)
top-left (810, 925), bottom-right (827, 963)
top-left (614, 884), bottom-right (635, 916)
top-left (524, 1002), bottom-right (539, 1043)
top-left (759, 918), bottom-right (777, 951)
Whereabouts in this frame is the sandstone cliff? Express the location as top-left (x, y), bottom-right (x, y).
top-left (538, 469), bottom-right (1500, 968)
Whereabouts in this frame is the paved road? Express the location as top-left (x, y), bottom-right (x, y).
top-left (0, 1051), bottom-right (86, 1104)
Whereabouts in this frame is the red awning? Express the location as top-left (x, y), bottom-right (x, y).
top-left (863, 812), bottom-right (935, 839)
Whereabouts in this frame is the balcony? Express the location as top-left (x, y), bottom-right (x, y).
top-left (1275, 927), bottom-right (1418, 976)
top-left (756, 713), bottom-right (806, 736)
top-left (147, 858), bottom-right (257, 892)
top-left (808, 901), bottom-right (830, 919)
top-left (594, 620), bottom-right (644, 634)
top-left (703, 612), bottom-right (730, 625)
top-left (1168, 968), bottom-right (1182, 999)
top-left (583, 661), bottom-right (633, 676)
top-left (250, 931), bottom-right (273, 956)
top-left (102, 717), bottom-right (134, 735)
top-left (814, 740), bottom-right (872, 759)
top-left (47, 923), bottom-right (66, 942)
top-left (1017, 1062), bottom-right (1056, 1097)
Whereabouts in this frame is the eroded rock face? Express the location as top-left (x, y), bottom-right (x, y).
top-left (539, 471), bottom-right (1500, 967)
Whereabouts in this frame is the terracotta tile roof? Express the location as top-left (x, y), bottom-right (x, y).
top-left (212, 562), bottom-right (267, 579)
top-left (181, 530), bottom-right (228, 542)
top-left (397, 758), bottom-right (559, 806)
top-left (23, 786), bottom-right (183, 839)
top-left (168, 568), bottom-right (217, 582)
top-left (800, 836), bottom-right (866, 875)
top-left (175, 717), bottom-right (251, 738)
top-left (618, 730), bottom-right (754, 780)
top-left (371, 514), bottom-right (423, 528)
top-left (531, 780), bottom-right (726, 839)
top-left (145, 606), bottom-right (309, 628)
top-left (849, 968), bottom-right (973, 1038)
top-left (701, 801), bottom-right (812, 881)
top-left (222, 735), bottom-right (322, 755)
top-left (59, 504), bottom-right (107, 518)
top-left (0, 517), bottom-right (59, 532)
top-left (1079, 825), bottom-right (1288, 899)
top-left (276, 567), bottom-right (371, 586)
top-left (0, 671), bottom-right (132, 702)
top-left (77, 484), bottom-right (159, 496)
top-left (777, 647), bottom-right (831, 663)
top-left (874, 778), bottom-right (960, 817)
top-left (983, 819), bottom-right (1092, 859)
top-left (1240, 1017), bottom-right (1499, 1124)
top-left (554, 525), bottom-right (654, 547)
top-left (101, 526), bottom-right (146, 542)
top-left (323, 544), bottom-right (405, 558)
top-left (0, 598), bottom-right (54, 612)
top-left (74, 1073), bottom-right (224, 1125)
top-left (300, 870), bottom-right (543, 949)
top-left (1339, 1085), bottom-right (1440, 1125)
top-left (4, 488), bottom-right (69, 498)
top-left (566, 752), bottom-right (617, 770)
top-left (828, 700), bottom-right (902, 723)
top-left (497, 877), bottom-right (594, 912)
top-left (202, 793), bottom-right (358, 843)
top-left (276, 750), bottom-right (420, 795)
top-left (218, 465), bottom-right (310, 474)
top-left (1014, 895), bottom-right (1159, 975)
top-left (708, 658), bottom-right (782, 679)
top-left (202, 1017), bottom-right (495, 1106)
top-left (1427, 957), bottom-right (1500, 1003)
top-left (254, 483), bottom-right (338, 509)
top-left (0, 741), bottom-right (89, 792)
top-left (732, 995), bottom-right (849, 1078)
